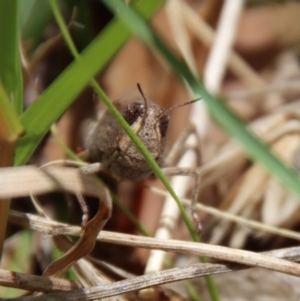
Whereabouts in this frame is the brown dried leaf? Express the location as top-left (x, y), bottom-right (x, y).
top-left (43, 201), bottom-right (110, 277)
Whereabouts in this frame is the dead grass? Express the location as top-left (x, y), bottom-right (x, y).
top-left (2, 1), bottom-right (300, 300)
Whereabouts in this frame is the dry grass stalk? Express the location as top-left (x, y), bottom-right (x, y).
top-left (6, 210), bottom-right (300, 277)
top-left (0, 268), bottom-right (82, 292)
top-left (207, 112), bottom-right (300, 247)
top-left (182, 2), bottom-right (265, 88)
top-left (148, 186), bottom-right (300, 242)
top-left (0, 165), bottom-right (110, 202)
top-left (204, 0), bottom-right (245, 94)
top-left (226, 79), bottom-right (300, 100)
top-left (2, 246), bottom-right (300, 300)
top-left (144, 0), bottom-right (204, 276)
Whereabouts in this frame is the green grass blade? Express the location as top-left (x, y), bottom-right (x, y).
top-left (99, 3), bottom-right (219, 298)
top-left (0, 82), bottom-right (24, 141)
top-left (14, 0), bottom-right (164, 166)
top-left (48, 0), bottom-right (79, 59)
top-left (0, 1), bottom-right (24, 262)
top-left (103, 0), bottom-right (300, 200)
top-left (0, 0), bottom-right (23, 115)
top-left (20, 0), bottom-right (52, 51)
top-left (91, 81), bottom-right (200, 239)
top-left (49, 0), bottom-right (198, 241)
top-left (50, 5), bottom-right (205, 294)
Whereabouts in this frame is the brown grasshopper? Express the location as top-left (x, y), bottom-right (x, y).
top-left (81, 84), bottom-right (201, 187)
top-left (83, 85), bottom-right (170, 180)
top-left (80, 84), bottom-right (202, 233)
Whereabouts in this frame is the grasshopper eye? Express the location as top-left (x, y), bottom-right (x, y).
top-left (159, 113), bottom-right (169, 137)
top-left (123, 102), bottom-right (144, 125)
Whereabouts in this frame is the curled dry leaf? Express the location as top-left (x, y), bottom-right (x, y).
top-left (0, 165), bottom-right (112, 277)
top-left (43, 203), bottom-right (111, 278)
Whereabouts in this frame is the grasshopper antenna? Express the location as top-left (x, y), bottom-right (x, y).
top-left (157, 97), bottom-right (202, 119)
top-left (166, 97), bottom-right (202, 114)
top-left (137, 83), bottom-right (148, 127)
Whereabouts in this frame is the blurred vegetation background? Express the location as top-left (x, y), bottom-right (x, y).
top-left (2, 0), bottom-right (300, 300)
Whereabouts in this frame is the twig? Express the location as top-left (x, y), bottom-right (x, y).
top-left (0, 269), bottom-right (82, 292)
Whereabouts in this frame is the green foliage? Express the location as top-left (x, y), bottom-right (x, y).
top-left (0, 0), bottom-right (23, 115)
top-left (14, 0), bottom-right (164, 166)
